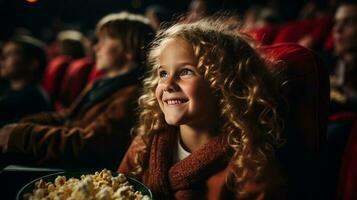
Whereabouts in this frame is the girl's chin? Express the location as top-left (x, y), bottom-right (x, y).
top-left (165, 118), bottom-right (186, 126)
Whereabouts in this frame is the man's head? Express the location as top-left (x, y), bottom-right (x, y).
top-left (0, 35), bottom-right (47, 83)
top-left (333, 1), bottom-right (357, 56)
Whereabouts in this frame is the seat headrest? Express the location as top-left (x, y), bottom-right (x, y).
top-left (262, 43), bottom-right (330, 158)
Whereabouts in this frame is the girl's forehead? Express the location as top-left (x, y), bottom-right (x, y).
top-left (158, 37), bottom-right (197, 66)
top-left (160, 37), bottom-right (194, 55)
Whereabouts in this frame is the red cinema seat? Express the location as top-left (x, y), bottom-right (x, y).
top-left (262, 43), bottom-right (329, 199)
top-left (55, 57), bottom-right (93, 111)
top-left (87, 65), bottom-right (104, 84)
top-left (245, 25), bottom-right (280, 45)
top-left (274, 16), bottom-right (332, 48)
top-left (324, 31), bottom-right (334, 51)
top-left (263, 43), bottom-right (329, 157)
top-left (329, 110), bottom-right (357, 200)
top-left (42, 56), bottom-right (71, 101)
top-left (273, 20), bottom-right (315, 43)
top-left (337, 118), bottom-right (357, 200)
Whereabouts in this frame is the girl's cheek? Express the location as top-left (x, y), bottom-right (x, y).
top-left (155, 84), bottom-right (163, 101)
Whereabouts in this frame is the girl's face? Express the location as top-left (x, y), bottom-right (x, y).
top-left (155, 38), bottom-right (218, 127)
top-left (94, 33), bottom-right (125, 72)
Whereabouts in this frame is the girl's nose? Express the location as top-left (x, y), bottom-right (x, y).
top-left (162, 76), bottom-right (179, 92)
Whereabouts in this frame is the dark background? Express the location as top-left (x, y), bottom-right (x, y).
top-left (0, 0), bottom-right (309, 41)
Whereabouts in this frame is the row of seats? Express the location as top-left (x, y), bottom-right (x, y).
top-left (250, 17), bottom-right (357, 200)
top-left (41, 56), bottom-right (103, 111)
top-left (41, 15), bottom-right (334, 112)
top-left (246, 15), bottom-right (334, 49)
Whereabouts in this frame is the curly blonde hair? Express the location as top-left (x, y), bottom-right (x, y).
top-left (132, 17), bottom-right (285, 196)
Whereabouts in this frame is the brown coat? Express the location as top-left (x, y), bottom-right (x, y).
top-left (118, 129), bottom-right (287, 200)
top-left (7, 79), bottom-right (139, 169)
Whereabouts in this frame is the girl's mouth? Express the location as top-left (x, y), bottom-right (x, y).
top-left (165, 99), bottom-right (188, 105)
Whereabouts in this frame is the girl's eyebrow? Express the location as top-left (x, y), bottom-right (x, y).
top-left (157, 66), bottom-right (165, 72)
top-left (158, 62), bottom-right (196, 69)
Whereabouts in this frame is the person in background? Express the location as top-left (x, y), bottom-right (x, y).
top-left (47, 30), bottom-right (86, 61)
top-left (56, 30), bottom-right (86, 60)
top-left (145, 5), bottom-right (171, 31)
top-left (182, 0), bottom-right (207, 23)
top-left (0, 12), bottom-right (155, 169)
top-left (325, 1), bottom-right (357, 199)
top-left (330, 0), bottom-right (357, 111)
top-left (0, 35), bottom-right (51, 127)
top-left (118, 17), bottom-right (288, 199)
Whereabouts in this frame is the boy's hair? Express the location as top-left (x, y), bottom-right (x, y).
top-left (8, 35), bottom-right (47, 82)
top-left (133, 17), bottom-right (285, 196)
top-left (96, 11), bottom-right (155, 65)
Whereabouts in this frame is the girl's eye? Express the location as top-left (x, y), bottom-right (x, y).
top-left (180, 68), bottom-right (194, 77)
top-left (159, 70), bottom-right (168, 78)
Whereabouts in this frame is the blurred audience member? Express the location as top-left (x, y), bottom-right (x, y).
top-left (57, 30), bottom-right (86, 60)
top-left (330, 1), bottom-right (357, 114)
top-left (242, 5), bottom-right (281, 45)
top-left (45, 29), bottom-right (86, 61)
top-left (53, 31), bottom-right (97, 111)
top-left (0, 35), bottom-right (51, 127)
top-left (182, 0), bottom-right (207, 23)
top-left (0, 12), bottom-right (155, 169)
top-left (145, 5), bottom-right (171, 30)
top-left (242, 5), bottom-right (280, 30)
top-left (326, 1), bottom-right (357, 199)
top-left (297, 1), bottom-right (334, 49)
top-left (42, 30), bottom-right (88, 108)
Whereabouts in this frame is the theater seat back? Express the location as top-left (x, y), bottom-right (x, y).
top-left (55, 57), bottom-right (93, 111)
top-left (42, 56), bottom-right (71, 101)
top-left (263, 43), bottom-right (329, 157)
top-left (245, 25), bottom-right (280, 45)
top-left (262, 43), bottom-right (329, 199)
top-left (87, 65), bottom-right (104, 84)
top-left (336, 115), bottom-right (357, 200)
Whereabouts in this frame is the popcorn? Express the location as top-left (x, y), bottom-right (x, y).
top-left (23, 169), bottom-right (150, 200)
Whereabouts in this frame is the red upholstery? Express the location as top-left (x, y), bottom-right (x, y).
top-left (261, 43), bottom-right (329, 198)
top-left (324, 31), bottom-right (334, 51)
top-left (274, 16), bottom-right (333, 47)
top-left (263, 43), bottom-right (329, 158)
top-left (41, 56), bottom-right (71, 100)
top-left (329, 112), bottom-right (356, 123)
top-left (273, 20), bottom-right (315, 43)
top-left (87, 65), bottom-right (104, 84)
top-left (337, 118), bottom-right (357, 200)
top-left (310, 16), bottom-right (333, 45)
top-left (55, 57), bottom-right (93, 110)
top-left (245, 25), bottom-right (280, 45)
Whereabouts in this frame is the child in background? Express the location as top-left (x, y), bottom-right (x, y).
top-left (0, 35), bottom-right (51, 126)
top-left (0, 12), bottom-right (154, 169)
top-left (119, 17), bottom-right (286, 199)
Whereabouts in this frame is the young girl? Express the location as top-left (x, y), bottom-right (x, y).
top-left (118, 17), bottom-right (286, 199)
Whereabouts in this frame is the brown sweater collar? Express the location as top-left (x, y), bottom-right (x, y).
top-left (145, 129), bottom-right (230, 199)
